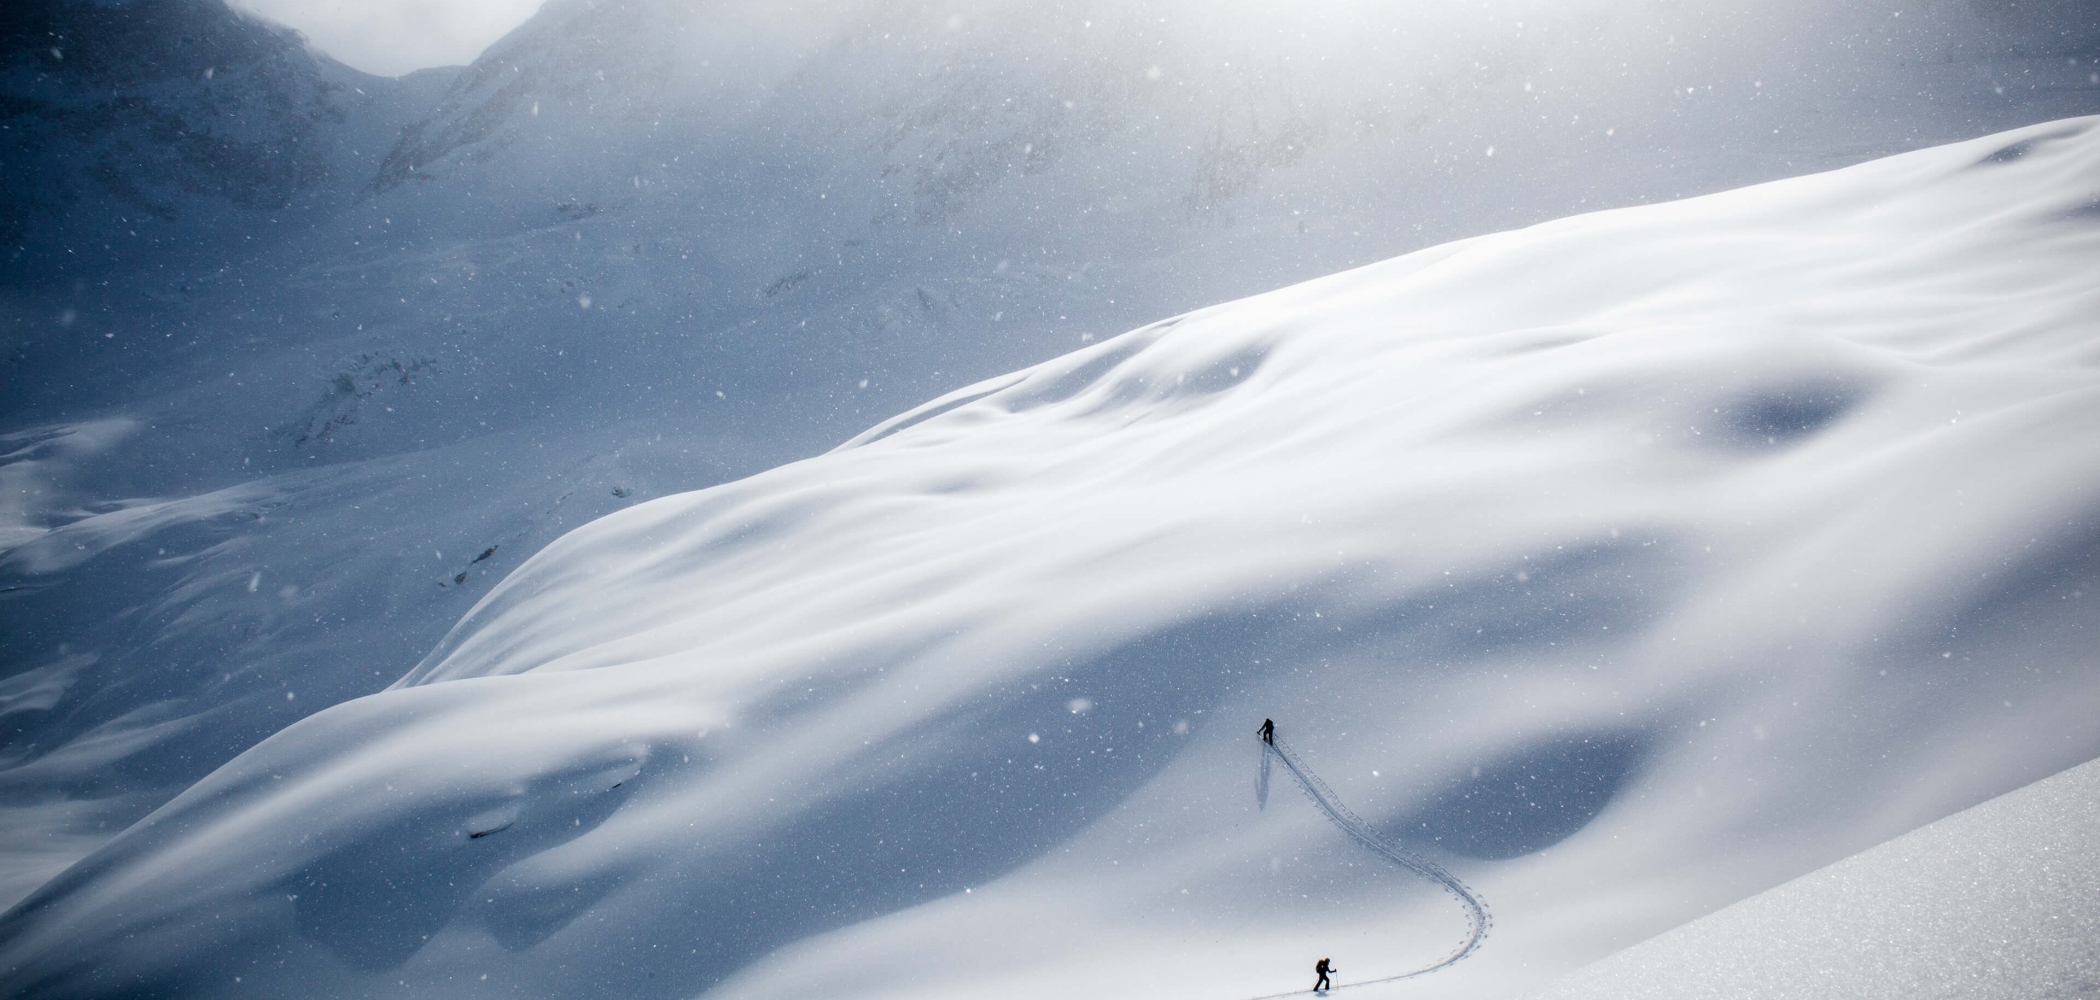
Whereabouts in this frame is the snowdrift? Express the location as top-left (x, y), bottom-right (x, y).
top-left (4, 118), bottom-right (2098, 1000)
top-left (1530, 753), bottom-right (2100, 1000)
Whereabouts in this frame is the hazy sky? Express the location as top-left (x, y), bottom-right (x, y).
top-left (233, 0), bottom-right (543, 77)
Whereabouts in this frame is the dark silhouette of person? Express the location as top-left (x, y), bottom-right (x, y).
top-left (1314, 956), bottom-right (1336, 992)
top-left (1258, 718), bottom-right (1275, 744)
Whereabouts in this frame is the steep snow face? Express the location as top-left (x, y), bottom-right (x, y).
top-left (1530, 752), bottom-right (2100, 1000)
top-left (5, 119), bottom-right (2096, 1000)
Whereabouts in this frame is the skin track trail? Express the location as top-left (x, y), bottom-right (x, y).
top-left (1242, 732), bottom-right (1493, 998)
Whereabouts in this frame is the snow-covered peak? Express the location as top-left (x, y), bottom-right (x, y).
top-left (361, 0), bottom-right (2100, 253)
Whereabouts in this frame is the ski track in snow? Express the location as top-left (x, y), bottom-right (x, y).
top-left (1250, 733), bottom-right (1492, 998)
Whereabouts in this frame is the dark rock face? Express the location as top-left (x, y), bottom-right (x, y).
top-left (0, 0), bottom-right (382, 284)
top-left (1967, 0), bottom-right (2100, 55)
top-left (3, 2), bottom-right (325, 215)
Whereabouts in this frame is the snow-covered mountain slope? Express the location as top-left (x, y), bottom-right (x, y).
top-left (1529, 752), bottom-right (2100, 1000)
top-left (4, 116), bottom-right (2096, 1000)
top-left (3, 0), bottom-right (2098, 937)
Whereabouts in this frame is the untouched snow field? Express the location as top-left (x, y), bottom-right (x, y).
top-left (3, 117), bottom-right (2096, 1000)
top-left (1531, 752), bottom-right (2100, 1000)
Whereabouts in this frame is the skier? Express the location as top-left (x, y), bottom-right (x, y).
top-left (1258, 718), bottom-right (1275, 745)
top-left (1314, 956), bottom-right (1336, 993)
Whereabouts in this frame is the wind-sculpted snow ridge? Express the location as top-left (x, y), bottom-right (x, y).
top-left (1259, 735), bottom-right (1491, 993)
top-left (5, 119), bottom-right (2100, 1000)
